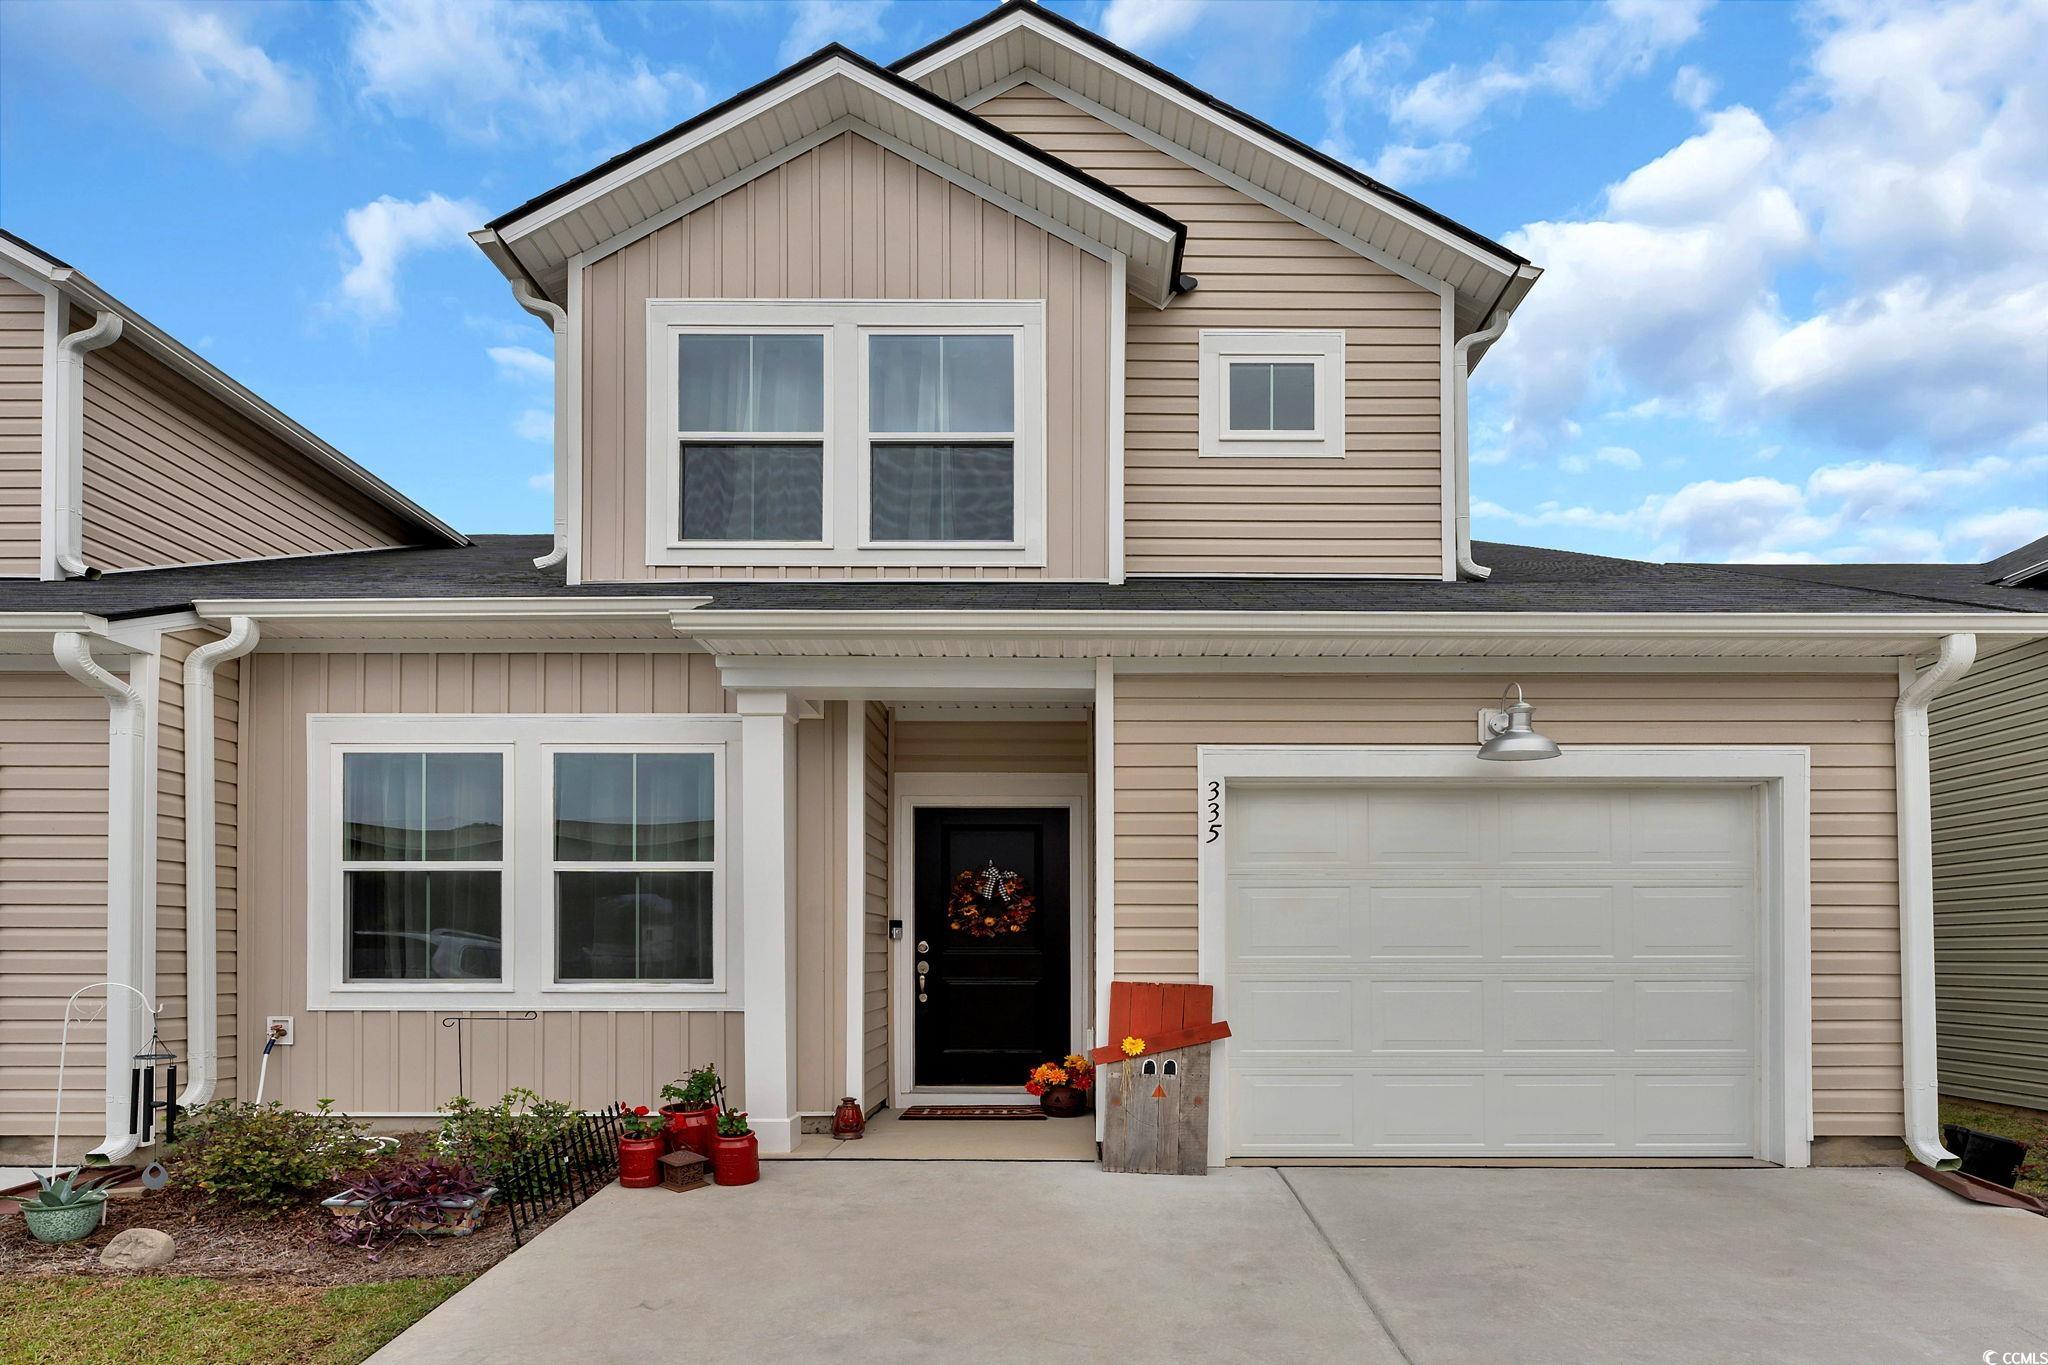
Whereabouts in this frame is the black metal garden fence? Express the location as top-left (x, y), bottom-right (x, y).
top-left (497, 1104), bottom-right (624, 1247)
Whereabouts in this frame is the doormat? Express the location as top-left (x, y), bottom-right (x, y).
top-left (899, 1105), bottom-right (1047, 1121)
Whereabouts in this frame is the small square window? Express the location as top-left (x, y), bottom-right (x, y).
top-left (1199, 331), bottom-right (1345, 458)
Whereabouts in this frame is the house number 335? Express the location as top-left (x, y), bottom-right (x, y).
top-left (1204, 781), bottom-right (1223, 844)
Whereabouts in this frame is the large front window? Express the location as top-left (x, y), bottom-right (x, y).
top-left (341, 752), bottom-right (504, 982)
top-left (553, 752), bottom-right (716, 983)
top-left (649, 301), bottom-right (1044, 568)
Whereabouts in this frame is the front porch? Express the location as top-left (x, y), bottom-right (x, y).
top-left (773, 1107), bottom-right (1097, 1161)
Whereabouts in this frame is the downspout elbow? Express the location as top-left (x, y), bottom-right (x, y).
top-left (1895, 632), bottom-right (1977, 1167)
top-left (54, 312), bottom-right (122, 579)
top-left (1451, 318), bottom-right (1509, 582)
top-left (508, 281), bottom-right (572, 571)
top-left (179, 617), bottom-right (260, 1109)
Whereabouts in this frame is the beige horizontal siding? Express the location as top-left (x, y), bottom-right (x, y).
top-left (582, 129), bottom-right (1113, 582)
top-left (863, 702), bottom-right (890, 1110)
top-left (1112, 670), bottom-right (1906, 1137)
top-left (1931, 640), bottom-right (2048, 1109)
top-left (79, 334), bottom-right (418, 572)
top-left (240, 650), bottom-right (854, 1117)
top-left (0, 670), bottom-right (108, 1138)
top-left (975, 84), bottom-right (1445, 577)
top-left (0, 276), bottom-right (43, 577)
top-left (891, 719), bottom-right (1090, 774)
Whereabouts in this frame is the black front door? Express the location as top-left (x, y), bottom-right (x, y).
top-left (913, 807), bottom-right (1070, 1087)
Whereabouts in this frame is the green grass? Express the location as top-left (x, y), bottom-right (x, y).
top-left (1940, 1097), bottom-right (2048, 1197)
top-left (0, 1275), bottom-right (471, 1365)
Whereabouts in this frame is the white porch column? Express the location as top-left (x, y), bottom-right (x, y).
top-left (737, 690), bottom-right (800, 1154)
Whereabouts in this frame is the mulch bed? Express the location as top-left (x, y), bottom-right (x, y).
top-left (0, 1138), bottom-right (570, 1286)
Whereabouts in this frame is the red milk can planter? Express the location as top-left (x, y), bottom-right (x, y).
top-left (710, 1132), bottom-right (760, 1186)
top-left (662, 1104), bottom-right (719, 1156)
top-left (619, 1135), bottom-right (664, 1188)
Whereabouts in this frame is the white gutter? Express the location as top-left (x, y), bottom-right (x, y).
top-left (48, 310), bottom-right (122, 579)
top-left (1895, 632), bottom-right (1976, 1167)
top-left (507, 274), bottom-right (574, 572)
top-left (177, 617), bottom-right (260, 1108)
top-left (1450, 313), bottom-right (1508, 582)
top-left (51, 630), bottom-right (151, 1161)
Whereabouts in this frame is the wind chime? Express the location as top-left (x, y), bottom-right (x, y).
top-left (127, 1021), bottom-right (179, 1147)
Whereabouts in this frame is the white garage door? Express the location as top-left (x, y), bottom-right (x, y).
top-left (1225, 784), bottom-right (1762, 1157)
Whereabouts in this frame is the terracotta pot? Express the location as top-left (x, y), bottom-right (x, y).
top-left (618, 1135), bottom-right (664, 1188)
top-left (661, 1103), bottom-right (719, 1156)
top-left (831, 1096), bottom-right (866, 1140)
top-left (1039, 1084), bottom-right (1087, 1118)
top-left (709, 1132), bottom-right (760, 1186)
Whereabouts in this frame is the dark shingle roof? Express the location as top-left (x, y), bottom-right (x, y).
top-left (2, 537), bottom-right (2041, 621)
top-left (1706, 558), bottom-right (2048, 613)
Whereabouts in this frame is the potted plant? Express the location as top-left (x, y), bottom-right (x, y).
top-left (708, 1109), bottom-right (759, 1187)
top-left (1025, 1053), bottom-right (1094, 1118)
top-left (323, 1159), bottom-right (495, 1253)
top-left (618, 1104), bottom-right (665, 1188)
top-left (659, 1063), bottom-right (723, 1156)
top-left (19, 1170), bottom-right (109, 1244)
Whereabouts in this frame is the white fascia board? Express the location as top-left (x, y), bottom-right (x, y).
top-left (901, 9), bottom-right (1521, 279)
top-left (193, 597), bottom-right (710, 623)
top-left (713, 654), bottom-right (1095, 696)
top-left (0, 611), bottom-right (112, 634)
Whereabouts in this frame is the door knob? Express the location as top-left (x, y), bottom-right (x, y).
top-left (916, 939), bottom-right (930, 954)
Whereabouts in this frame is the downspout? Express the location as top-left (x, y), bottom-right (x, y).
top-left (51, 311), bottom-right (122, 578)
top-left (1895, 632), bottom-right (1976, 1167)
top-left (509, 279), bottom-right (571, 571)
top-left (177, 617), bottom-right (260, 1109)
top-left (52, 630), bottom-right (149, 1161)
top-left (1450, 314), bottom-right (1508, 582)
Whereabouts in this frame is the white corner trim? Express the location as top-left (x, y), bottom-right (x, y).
top-left (1438, 289), bottom-right (1455, 582)
top-left (179, 617), bottom-right (260, 1108)
top-left (844, 701), bottom-right (867, 1106)
top-left (52, 630), bottom-right (156, 1160)
top-left (1107, 252), bottom-right (1127, 584)
top-left (1895, 635), bottom-right (1976, 1166)
top-left (1091, 658), bottom-right (1115, 1143)
top-left (1192, 744), bottom-right (1813, 1170)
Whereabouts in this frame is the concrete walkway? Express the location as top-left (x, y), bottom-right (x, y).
top-left (372, 1164), bottom-right (2048, 1364)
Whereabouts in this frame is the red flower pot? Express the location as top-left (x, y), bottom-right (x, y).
top-left (618, 1135), bottom-right (664, 1188)
top-left (662, 1104), bottom-right (719, 1156)
top-left (709, 1132), bottom-right (760, 1187)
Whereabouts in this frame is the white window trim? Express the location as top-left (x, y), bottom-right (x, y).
top-left (307, 714), bottom-right (743, 1012)
top-left (645, 299), bottom-right (1046, 568)
top-left (1198, 329), bottom-right (1346, 459)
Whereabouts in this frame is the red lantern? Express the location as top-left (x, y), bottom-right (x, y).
top-left (831, 1096), bottom-right (866, 1140)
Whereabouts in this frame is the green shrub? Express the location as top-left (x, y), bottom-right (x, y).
top-left (432, 1088), bottom-right (578, 1179)
top-left (171, 1099), bottom-right (371, 1207)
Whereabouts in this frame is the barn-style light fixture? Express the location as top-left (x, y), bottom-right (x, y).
top-left (1477, 684), bottom-right (1561, 761)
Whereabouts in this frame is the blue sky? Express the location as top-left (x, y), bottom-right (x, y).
top-left (2, 0), bottom-right (2042, 563)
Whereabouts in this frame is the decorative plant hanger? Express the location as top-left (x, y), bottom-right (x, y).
top-left (946, 861), bottom-right (1038, 938)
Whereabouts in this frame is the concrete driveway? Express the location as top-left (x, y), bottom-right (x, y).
top-left (372, 1164), bottom-right (2048, 1364)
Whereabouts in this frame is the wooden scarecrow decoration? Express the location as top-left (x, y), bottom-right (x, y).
top-left (1089, 981), bottom-right (1230, 1175)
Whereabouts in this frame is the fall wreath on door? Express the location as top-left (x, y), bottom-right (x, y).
top-left (946, 861), bottom-right (1039, 938)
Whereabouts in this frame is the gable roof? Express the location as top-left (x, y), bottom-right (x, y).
top-left (1984, 532), bottom-right (2048, 587)
top-left (893, 1), bottom-right (1540, 339)
top-left (0, 229), bottom-right (465, 548)
top-left (476, 44), bottom-right (1189, 307)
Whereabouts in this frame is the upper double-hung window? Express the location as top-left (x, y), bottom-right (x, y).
top-left (650, 301), bottom-right (1044, 568)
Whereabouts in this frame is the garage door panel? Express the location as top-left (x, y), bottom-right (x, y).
top-left (1229, 787), bottom-right (1356, 872)
top-left (1502, 980), bottom-right (1621, 1053)
top-left (1227, 783), bottom-right (1764, 1158)
top-left (1370, 980), bottom-right (1484, 1053)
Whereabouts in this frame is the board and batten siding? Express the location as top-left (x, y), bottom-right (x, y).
top-left (78, 334), bottom-right (418, 572)
top-left (1112, 671), bottom-right (1908, 1137)
top-left (0, 670), bottom-right (109, 1139)
top-left (0, 276), bottom-right (43, 577)
top-left (579, 129), bottom-right (1113, 582)
top-left (862, 702), bottom-right (890, 1110)
top-left (974, 84), bottom-right (1446, 578)
top-left (240, 650), bottom-right (855, 1118)
top-left (1931, 639), bottom-right (2048, 1109)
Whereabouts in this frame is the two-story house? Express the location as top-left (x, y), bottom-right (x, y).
top-left (3, 2), bottom-right (2043, 1173)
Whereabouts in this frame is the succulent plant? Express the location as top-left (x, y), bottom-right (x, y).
top-left (24, 1170), bottom-right (108, 1210)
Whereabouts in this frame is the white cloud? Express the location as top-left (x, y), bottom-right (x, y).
top-left (1319, 27), bottom-right (1471, 186)
top-left (1362, 141), bottom-right (1471, 187)
top-left (1484, 0), bottom-right (2048, 458)
top-left (1950, 507), bottom-right (2048, 560)
top-left (10, 1), bottom-right (316, 146)
top-left (1560, 445), bottom-right (1643, 473)
top-left (337, 192), bottom-right (484, 320)
top-left (1670, 64), bottom-right (1717, 111)
top-left (780, 0), bottom-right (890, 64)
top-left (527, 470), bottom-right (556, 492)
top-left (514, 409), bottom-right (554, 443)
top-left (1387, 0), bottom-right (1708, 138)
top-left (488, 345), bottom-right (554, 383)
top-left (349, 0), bottom-right (703, 144)
top-left (1101, 0), bottom-right (1210, 50)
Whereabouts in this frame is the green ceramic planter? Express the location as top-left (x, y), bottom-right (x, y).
top-left (22, 1194), bottom-right (106, 1244)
